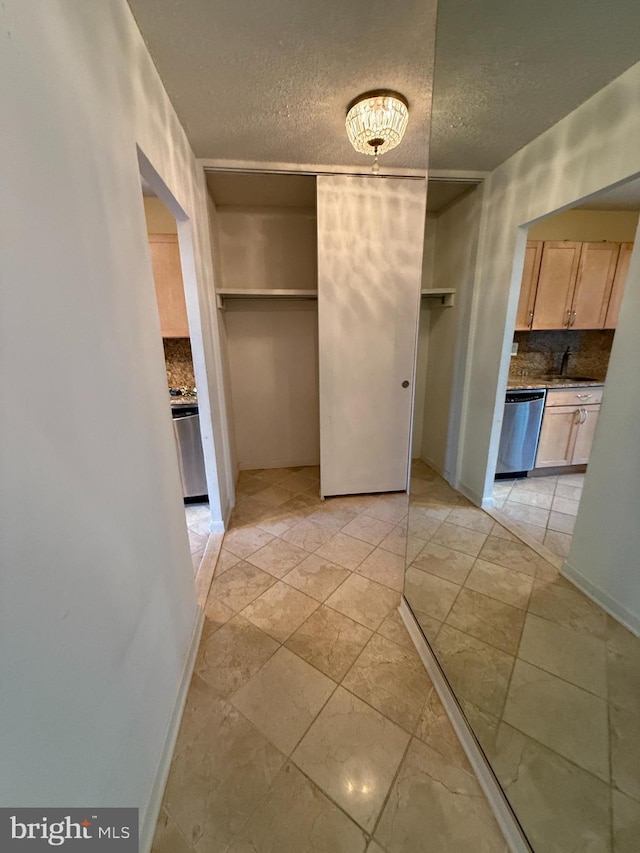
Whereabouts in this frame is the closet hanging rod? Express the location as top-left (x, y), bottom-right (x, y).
top-left (216, 288), bottom-right (318, 309)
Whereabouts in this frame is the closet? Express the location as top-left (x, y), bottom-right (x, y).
top-left (207, 171), bottom-right (427, 498)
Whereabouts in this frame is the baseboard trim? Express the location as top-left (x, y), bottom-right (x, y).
top-left (562, 560), bottom-right (640, 639)
top-left (456, 479), bottom-right (486, 508)
top-left (398, 599), bottom-right (532, 853)
top-left (238, 459), bottom-right (320, 471)
top-left (140, 605), bottom-right (204, 853)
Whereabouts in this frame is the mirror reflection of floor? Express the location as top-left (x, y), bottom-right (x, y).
top-left (493, 472), bottom-right (584, 558)
top-left (407, 460), bottom-right (640, 852)
top-left (185, 501), bottom-right (211, 574)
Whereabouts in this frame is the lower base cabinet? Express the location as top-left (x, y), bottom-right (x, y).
top-left (535, 387), bottom-right (602, 468)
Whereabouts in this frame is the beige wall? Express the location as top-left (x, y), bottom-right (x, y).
top-left (214, 203), bottom-right (320, 470)
top-left (528, 208), bottom-right (638, 241)
top-left (216, 207), bottom-right (317, 290)
top-left (143, 196), bottom-right (178, 234)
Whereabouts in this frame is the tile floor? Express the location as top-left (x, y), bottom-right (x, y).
top-left (153, 466), bottom-right (508, 853)
top-left (407, 460), bottom-right (640, 852)
top-left (493, 471), bottom-right (585, 558)
top-left (186, 502), bottom-right (211, 574)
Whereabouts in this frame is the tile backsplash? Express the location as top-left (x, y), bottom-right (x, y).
top-left (511, 330), bottom-right (614, 380)
top-left (163, 338), bottom-right (195, 389)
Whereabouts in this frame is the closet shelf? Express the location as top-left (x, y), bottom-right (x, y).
top-left (216, 288), bottom-right (318, 309)
top-left (421, 288), bottom-right (456, 307)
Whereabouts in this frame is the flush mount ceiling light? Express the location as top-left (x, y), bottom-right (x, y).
top-left (345, 90), bottom-right (409, 173)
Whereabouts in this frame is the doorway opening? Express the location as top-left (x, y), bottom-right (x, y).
top-left (493, 178), bottom-right (640, 558)
top-left (137, 154), bottom-right (216, 581)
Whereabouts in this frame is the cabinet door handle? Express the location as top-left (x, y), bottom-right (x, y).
top-left (565, 309), bottom-right (571, 328)
top-left (580, 407), bottom-right (587, 423)
top-left (528, 311), bottom-right (534, 329)
top-left (570, 311), bottom-right (577, 327)
top-left (575, 393), bottom-right (593, 399)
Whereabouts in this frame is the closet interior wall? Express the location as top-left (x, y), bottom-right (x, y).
top-left (207, 174), bottom-right (320, 474)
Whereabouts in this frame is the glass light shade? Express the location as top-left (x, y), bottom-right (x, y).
top-left (345, 92), bottom-right (409, 156)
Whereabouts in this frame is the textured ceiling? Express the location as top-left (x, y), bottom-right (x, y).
top-left (128, 0), bottom-right (436, 170)
top-left (128, 0), bottom-right (640, 173)
top-left (430, 0), bottom-right (640, 171)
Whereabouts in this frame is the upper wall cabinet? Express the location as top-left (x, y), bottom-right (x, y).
top-left (515, 241), bottom-right (543, 330)
top-left (570, 241), bottom-right (619, 328)
top-left (605, 242), bottom-right (634, 328)
top-left (518, 239), bottom-right (632, 331)
top-left (149, 234), bottom-right (189, 338)
top-left (531, 241), bottom-right (582, 329)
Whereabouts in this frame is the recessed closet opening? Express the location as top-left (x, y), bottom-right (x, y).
top-left (206, 172), bottom-right (320, 485)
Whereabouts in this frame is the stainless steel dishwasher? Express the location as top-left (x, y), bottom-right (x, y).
top-left (171, 404), bottom-right (208, 499)
top-left (496, 389), bottom-right (546, 476)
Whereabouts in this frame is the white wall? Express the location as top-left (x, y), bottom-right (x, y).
top-left (455, 61), bottom-right (640, 625)
top-left (0, 0), bottom-right (230, 845)
top-left (415, 188), bottom-right (483, 477)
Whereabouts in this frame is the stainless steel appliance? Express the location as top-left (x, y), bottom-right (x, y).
top-left (496, 389), bottom-right (546, 476)
top-left (171, 403), bottom-right (208, 499)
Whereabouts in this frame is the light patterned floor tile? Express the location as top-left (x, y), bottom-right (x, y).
top-left (404, 566), bottom-right (459, 622)
top-left (151, 809), bottom-right (192, 853)
top-left (325, 573), bottom-right (399, 630)
top-left (464, 558), bottom-right (533, 609)
top-left (209, 561), bottom-right (276, 612)
top-left (163, 692), bottom-right (285, 850)
top-left (285, 605), bottom-right (372, 681)
top-left (282, 553), bottom-right (349, 602)
top-left (446, 505), bottom-right (495, 534)
top-left (378, 525), bottom-right (408, 557)
top-left (343, 634), bottom-right (432, 732)
top-left (492, 723), bottom-right (610, 853)
top-left (613, 789), bottom-right (640, 853)
top-left (431, 522), bottom-right (487, 557)
top-left (375, 737), bottom-right (507, 853)
top-left (341, 514), bottom-right (395, 546)
top-left (315, 531), bottom-right (375, 570)
top-left (292, 687), bottom-right (410, 831)
top-left (230, 647), bottom-right (336, 755)
top-left (195, 615), bottom-right (279, 697)
top-left (356, 547), bottom-right (405, 591)
top-left (281, 518), bottom-right (335, 552)
top-left (376, 609), bottom-right (414, 651)
top-left (501, 500), bottom-right (550, 529)
top-left (223, 762), bottom-right (367, 853)
top-left (412, 541), bottom-right (475, 585)
top-left (503, 659), bottom-right (609, 781)
top-left (223, 526), bottom-right (274, 559)
top-left (446, 588), bottom-right (526, 655)
top-left (547, 510), bottom-right (576, 534)
top-left (241, 581), bottom-right (318, 643)
top-left (246, 537), bottom-right (308, 578)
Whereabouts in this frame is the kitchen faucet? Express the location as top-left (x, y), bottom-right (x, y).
top-left (560, 346), bottom-right (571, 377)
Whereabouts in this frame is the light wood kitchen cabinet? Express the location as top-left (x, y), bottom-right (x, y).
top-left (570, 241), bottom-right (619, 329)
top-left (535, 387), bottom-right (602, 468)
top-left (515, 241), bottom-right (543, 330)
top-left (605, 242), bottom-right (633, 328)
top-left (520, 240), bottom-right (632, 330)
top-left (531, 241), bottom-right (581, 329)
top-left (149, 233), bottom-right (189, 338)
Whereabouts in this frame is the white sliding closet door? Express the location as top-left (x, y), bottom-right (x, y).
top-left (317, 175), bottom-right (426, 497)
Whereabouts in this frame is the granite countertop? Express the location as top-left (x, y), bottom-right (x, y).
top-left (507, 375), bottom-right (605, 390)
top-left (170, 394), bottom-right (198, 408)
